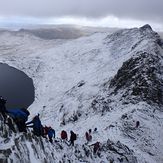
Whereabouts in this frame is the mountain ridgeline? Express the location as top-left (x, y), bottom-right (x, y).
top-left (91, 24), bottom-right (163, 115)
top-left (0, 25), bottom-right (163, 163)
top-left (109, 50), bottom-right (163, 105)
top-left (109, 25), bottom-right (163, 106)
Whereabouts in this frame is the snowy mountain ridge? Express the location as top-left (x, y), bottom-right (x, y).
top-left (0, 25), bottom-right (163, 162)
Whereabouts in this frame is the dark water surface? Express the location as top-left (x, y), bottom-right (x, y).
top-left (0, 63), bottom-right (34, 109)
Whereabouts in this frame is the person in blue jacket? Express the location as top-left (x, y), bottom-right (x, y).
top-left (47, 127), bottom-right (55, 143)
top-left (7, 108), bottom-right (30, 132)
top-left (26, 114), bottom-right (43, 136)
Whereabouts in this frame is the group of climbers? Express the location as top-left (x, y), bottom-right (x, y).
top-left (43, 126), bottom-right (55, 143)
top-left (0, 96), bottom-right (140, 155)
top-left (60, 130), bottom-right (77, 146)
top-left (26, 115), bottom-right (56, 143)
top-left (0, 96), bottom-right (30, 132)
top-left (0, 97), bottom-right (56, 143)
top-left (0, 96), bottom-right (101, 153)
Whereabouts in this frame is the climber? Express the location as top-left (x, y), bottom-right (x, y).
top-left (85, 129), bottom-right (92, 143)
top-left (90, 141), bottom-right (100, 155)
top-left (43, 125), bottom-right (49, 137)
top-left (61, 130), bottom-right (68, 140)
top-left (7, 108), bottom-right (30, 132)
top-left (69, 130), bottom-right (77, 146)
top-left (136, 121), bottom-right (140, 128)
top-left (0, 96), bottom-right (7, 122)
top-left (26, 114), bottom-right (43, 136)
top-left (47, 127), bottom-right (55, 143)
top-left (93, 127), bottom-right (97, 133)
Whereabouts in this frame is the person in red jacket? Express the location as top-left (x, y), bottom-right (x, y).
top-left (61, 130), bottom-right (68, 140)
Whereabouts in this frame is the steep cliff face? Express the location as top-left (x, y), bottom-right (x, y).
top-left (108, 25), bottom-right (163, 106)
top-left (91, 25), bottom-right (163, 113)
top-left (0, 25), bottom-right (163, 163)
top-left (109, 51), bottom-right (163, 106)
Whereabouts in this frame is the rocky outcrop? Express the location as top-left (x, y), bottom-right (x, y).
top-left (109, 51), bottom-right (163, 106)
top-left (0, 114), bottom-right (56, 163)
top-left (91, 25), bottom-right (163, 113)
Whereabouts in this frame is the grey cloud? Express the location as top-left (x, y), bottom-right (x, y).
top-left (0, 0), bottom-right (163, 23)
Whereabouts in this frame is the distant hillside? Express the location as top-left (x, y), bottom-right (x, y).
top-left (0, 25), bottom-right (119, 40)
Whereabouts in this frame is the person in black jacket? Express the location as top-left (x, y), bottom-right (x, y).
top-left (0, 96), bottom-right (7, 122)
top-left (90, 142), bottom-right (100, 155)
top-left (136, 121), bottom-right (140, 128)
top-left (26, 114), bottom-right (43, 136)
top-left (69, 130), bottom-right (77, 146)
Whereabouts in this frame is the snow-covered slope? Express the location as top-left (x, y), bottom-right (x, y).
top-left (0, 25), bottom-right (163, 163)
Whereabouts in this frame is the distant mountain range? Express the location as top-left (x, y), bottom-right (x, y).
top-left (0, 25), bottom-right (119, 40)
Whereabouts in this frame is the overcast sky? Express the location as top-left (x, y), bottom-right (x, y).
top-left (0, 0), bottom-right (163, 30)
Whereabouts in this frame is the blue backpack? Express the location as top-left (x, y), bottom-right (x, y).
top-left (7, 108), bottom-right (29, 121)
top-left (48, 128), bottom-right (55, 138)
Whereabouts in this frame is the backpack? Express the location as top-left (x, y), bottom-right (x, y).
top-left (61, 130), bottom-right (67, 139)
top-left (48, 128), bottom-right (55, 138)
top-left (21, 108), bottom-right (30, 116)
top-left (43, 126), bottom-right (48, 135)
top-left (7, 109), bottom-right (29, 121)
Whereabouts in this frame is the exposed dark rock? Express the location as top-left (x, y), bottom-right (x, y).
top-left (91, 96), bottom-right (113, 115)
top-left (77, 80), bottom-right (85, 87)
top-left (140, 24), bottom-right (153, 31)
top-left (102, 139), bottom-right (137, 163)
top-left (109, 51), bottom-right (163, 106)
